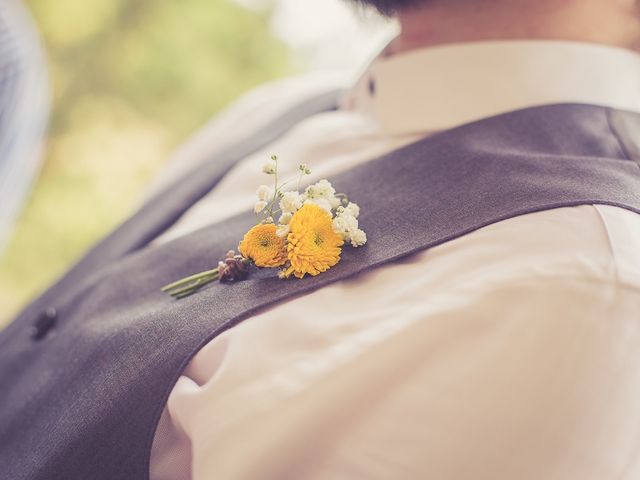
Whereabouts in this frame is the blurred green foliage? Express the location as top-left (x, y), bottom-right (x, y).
top-left (0, 0), bottom-right (292, 326)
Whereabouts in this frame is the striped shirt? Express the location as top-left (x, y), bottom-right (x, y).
top-left (0, 0), bottom-right (49, 253)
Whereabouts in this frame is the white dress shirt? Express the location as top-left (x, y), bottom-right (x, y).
top-left (149, 41), bottom-right (640, 480)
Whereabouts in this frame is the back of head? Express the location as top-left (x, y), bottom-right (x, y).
top-left (348, 0), bottom-right (640, 53)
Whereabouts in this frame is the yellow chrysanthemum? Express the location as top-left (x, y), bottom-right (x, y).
top-left (284, 204), bottom-right (344, 279)
top-left (238, 223), bottom-right (287, 268)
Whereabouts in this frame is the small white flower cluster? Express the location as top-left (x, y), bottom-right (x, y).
top-left (253, 184), bottom-right (271, 214)
top-left (262, 158), bottom-right (277, 175)
top-left (254, 155), bottom-right (367, 247)
top-left (332, 202), bottom-right (366, 247)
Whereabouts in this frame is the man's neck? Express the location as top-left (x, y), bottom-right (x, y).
top-left (387, 1), bottom-right (640, 55)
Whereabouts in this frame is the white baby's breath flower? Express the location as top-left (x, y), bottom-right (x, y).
top-left (350, 228), bottom-right (367, 247)
top-left (343, 212), bottom-right (359, 231)
top-left (262, 161), bottom-right (277, 175)
top-left (256, 185), bottom-right (273, 201)
top-left (332, 216), bottom-right (350, 239)
top-left (315, 179), bottom-right (336, 197)
top-left (307, 180), bottom-right (343, 211)
top-left (329, 196), bottom-right (342, 209)
top-left (304, 197), bottom-right (332, 213)
top-left (305, 179), bottom-right (336, 199)
top-left (343, 202), bottom-right (360, 218)
top-left (276, 224), bottom-right (290, 238)
top-left (332, 210), bottom-right (361, 242)
top-left (264, 216), bottom-right (274, 224)
top-left (280, 191), bottom-right (303, 213)
top-left (279, 212), bottom-right (293, 225)
top-left (304, 185), bottom-right (316, 198)
top-left (254, 200), bottom-right (268, 213)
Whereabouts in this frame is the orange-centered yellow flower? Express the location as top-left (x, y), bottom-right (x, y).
top-left (238, 223), bottom-right (287, 268)
top-left (284, 203), bottom-right (344, 279)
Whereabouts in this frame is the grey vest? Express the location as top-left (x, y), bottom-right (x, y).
top-left (2, 95), bottom-right (640, 479)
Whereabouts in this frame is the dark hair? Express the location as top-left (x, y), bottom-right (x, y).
top-left (349, 0), bottom-right (426, 16)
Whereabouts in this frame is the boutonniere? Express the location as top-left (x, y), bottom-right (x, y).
top-left (162, 155), bottom-right (367, 298)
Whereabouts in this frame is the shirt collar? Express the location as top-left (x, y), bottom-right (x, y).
top-left (346, 40), bottom-right (640, 136)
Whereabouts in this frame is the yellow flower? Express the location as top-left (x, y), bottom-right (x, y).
top-left (238, 223), bottom-right (287, 268)
top-left (284, 204), bottom-right (344, 279)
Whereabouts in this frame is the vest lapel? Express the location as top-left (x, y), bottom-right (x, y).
top-left (127, 103), bottom-right (640, 318)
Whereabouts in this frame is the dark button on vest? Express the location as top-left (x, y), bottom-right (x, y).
top-left (29, 307), bottom-right (57, 340)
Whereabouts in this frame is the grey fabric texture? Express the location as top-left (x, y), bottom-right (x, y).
top-left (1, 101), bottom-right (640, 480)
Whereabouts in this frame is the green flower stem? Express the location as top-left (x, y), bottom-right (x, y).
top-left (161, 268), bottom-right (219, 292)
top-left (168, 280), bottom-right (214, 298)
top-left (162, 268), bottom-right (220, 298)
top-left (167, 275), bottom-right (218, 297)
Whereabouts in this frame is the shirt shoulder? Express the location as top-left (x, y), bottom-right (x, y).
top-left (422, 203), bottom-right (640, 293)
top-left (145, 73), bottom-right (350, 198)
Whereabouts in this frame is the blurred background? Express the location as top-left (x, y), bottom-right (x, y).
top-left (0, 0), bottom-right (394, 327)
